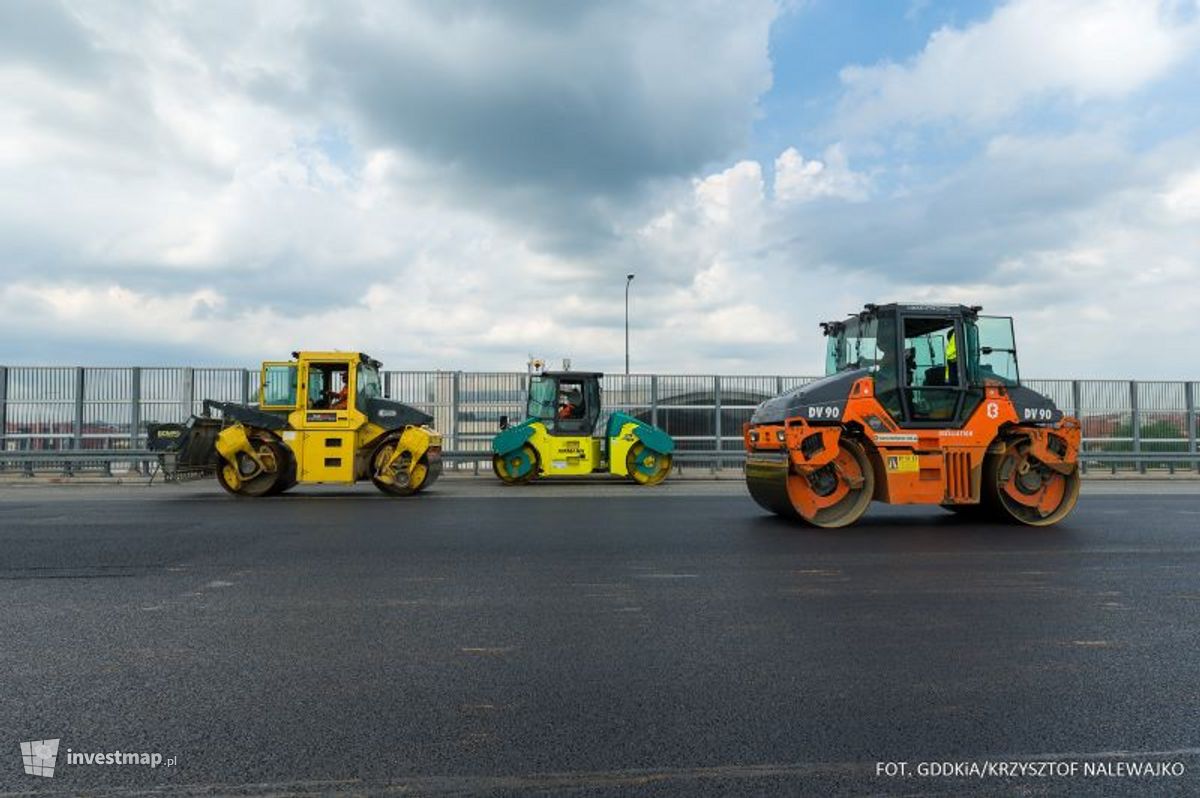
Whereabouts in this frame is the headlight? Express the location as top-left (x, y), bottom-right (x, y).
top-left (749, 430), bottom-right (759, 443)
top-left (776, 429), bottom-right (786, 443)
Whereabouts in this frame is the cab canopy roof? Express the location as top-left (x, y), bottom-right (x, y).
top-left (287, 351), bottom-right (382, 369)
top-left (820, 302), bottom-right (984, 336)
top-left (538, 371), bottom-right (604, 380)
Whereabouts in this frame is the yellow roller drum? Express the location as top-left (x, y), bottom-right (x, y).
top-left (371, 425), bottom-right (441, 496)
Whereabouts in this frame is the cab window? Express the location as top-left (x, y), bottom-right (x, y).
top-left (556, 381), bottom-right (585, 420)
top-left (824, 317), bottom-right (878, 374)
top-left (356, 364), bottom-right (382, 405)
top-left (261, 365), bottom-right (298, 407)
top-left (528, 376), bottom-right (558, 421)
top-left (970, 316), bottom-right (1020, 385)
top-left (902, 317), bottom-right (959, 421)
top-left (872, 314), bottom-right (903, 420)
top-left (554, 378), bottom-right (601, 434)
top-left (307, 363), bottom-right (350, 410)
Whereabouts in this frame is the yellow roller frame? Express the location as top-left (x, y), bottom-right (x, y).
top-left (607, 421), bottom-right (642, 477)
top-left (214, 422), bottom-right (273, 491)
top-left (375, 425), bottom-right (439, 487)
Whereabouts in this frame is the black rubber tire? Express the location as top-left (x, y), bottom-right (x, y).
top-left (266, 458), bottom-right (297, 495)
top-left (262, 439), bottom-right (297, 496)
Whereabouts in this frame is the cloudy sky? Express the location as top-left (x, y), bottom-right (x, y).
top-left (1, 0), bottom-right (1198, 377)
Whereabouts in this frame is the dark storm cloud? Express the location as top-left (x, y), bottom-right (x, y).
top-left (300, 0), bottom-right (774, 229)
top-left (0, 329), bottom-right (240, 367)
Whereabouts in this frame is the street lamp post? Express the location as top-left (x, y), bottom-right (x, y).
top-left (624, 273), bottom-right (635, 376)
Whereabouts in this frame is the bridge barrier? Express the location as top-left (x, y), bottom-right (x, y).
top-left (0, 367), bottom-right (1196, 475)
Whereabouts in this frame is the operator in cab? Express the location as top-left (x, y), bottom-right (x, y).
top-left (557, 388), bottom-right (581, 419)
top-left (945, 328), bottom-right (958, 384)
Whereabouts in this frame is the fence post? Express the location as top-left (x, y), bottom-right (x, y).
top-left (67, 367), bottom-right (85, 475)
top-left (129, 366), bottom-right (141, 451)
top-left (0, 366), bottom-right (7, 463)
top-left (73, 367), bottom-right (85, 449)
top-left (241, 368), bottom-right (251, 405)
top-left (776, 376), bottom-right (784, 396)
top-left (650, 375), bottom-right (658, 428)
top-left (713, 376), bottom-right (722, 472)
top-left (182, 367), bottom-right (194, 420)
top-left (1130, 380), bottom-right (1143, 474)
top-left (1186, 381), bottom-right (1197, 474)
top-left (1072, 380), bottom-right (1084, 474)
top-left (451, 371), bottom-right (461, 464)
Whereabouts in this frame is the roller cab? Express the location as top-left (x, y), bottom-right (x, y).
top-left (744, 304), bottom-right (1081, 527)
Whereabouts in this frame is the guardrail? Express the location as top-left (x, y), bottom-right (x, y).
top-left (2, 367), bottom-right (1197, 473)
top-left (3, 447), bottom-right (1198, 480)
top-left (0, 449), bottom-right (160, 478)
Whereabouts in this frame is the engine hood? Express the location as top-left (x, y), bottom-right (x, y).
top-left (750, 368), bottom-right (869, 425)
top-left (364, 397), bottom-right (435, 430)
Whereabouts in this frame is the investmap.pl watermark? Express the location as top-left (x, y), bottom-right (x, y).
top-left (19, 740), bottom-right (59, 778)
top-left (20, 738), bottom-right (176, 778)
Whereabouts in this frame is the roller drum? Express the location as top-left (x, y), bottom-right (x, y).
top-left (744, 452), bottom-right (798, 519)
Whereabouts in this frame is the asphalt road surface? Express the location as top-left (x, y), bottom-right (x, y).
top-left (2, 480), bottom-right (1199, 796)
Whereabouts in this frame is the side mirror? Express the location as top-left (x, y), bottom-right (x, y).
top-left (499, 415), bottom-right (509, 430)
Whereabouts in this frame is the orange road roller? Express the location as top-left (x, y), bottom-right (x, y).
top-left (744, 303), bottom-right (1081, 527)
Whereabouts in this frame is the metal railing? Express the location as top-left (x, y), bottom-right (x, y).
top-left (1, 367), bottom-right (1197, 475)
top-left (0, 448), bottom-right (748, 481)
top-left (2, 448), bottom-right (1198, 482)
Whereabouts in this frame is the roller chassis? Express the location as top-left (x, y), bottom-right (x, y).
top-left (491, 368), bottom-right (676, 486)
top-left (745, 376), bottom-right (1081, 527)
top-left (491, 414), bottom-right (675, 486)
top-left (148, 352), bottom-right (443, 498)
top-left (745, 299), bottom-right (1084, 530)
top-left (150, 412), bottom-right (442, 497)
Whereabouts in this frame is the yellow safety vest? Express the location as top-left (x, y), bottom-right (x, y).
top-left (944, 332), bottom-right (957, 381)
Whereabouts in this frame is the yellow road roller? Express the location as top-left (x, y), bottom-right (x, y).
top-left (148, 351), bottom-right (441, 497)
